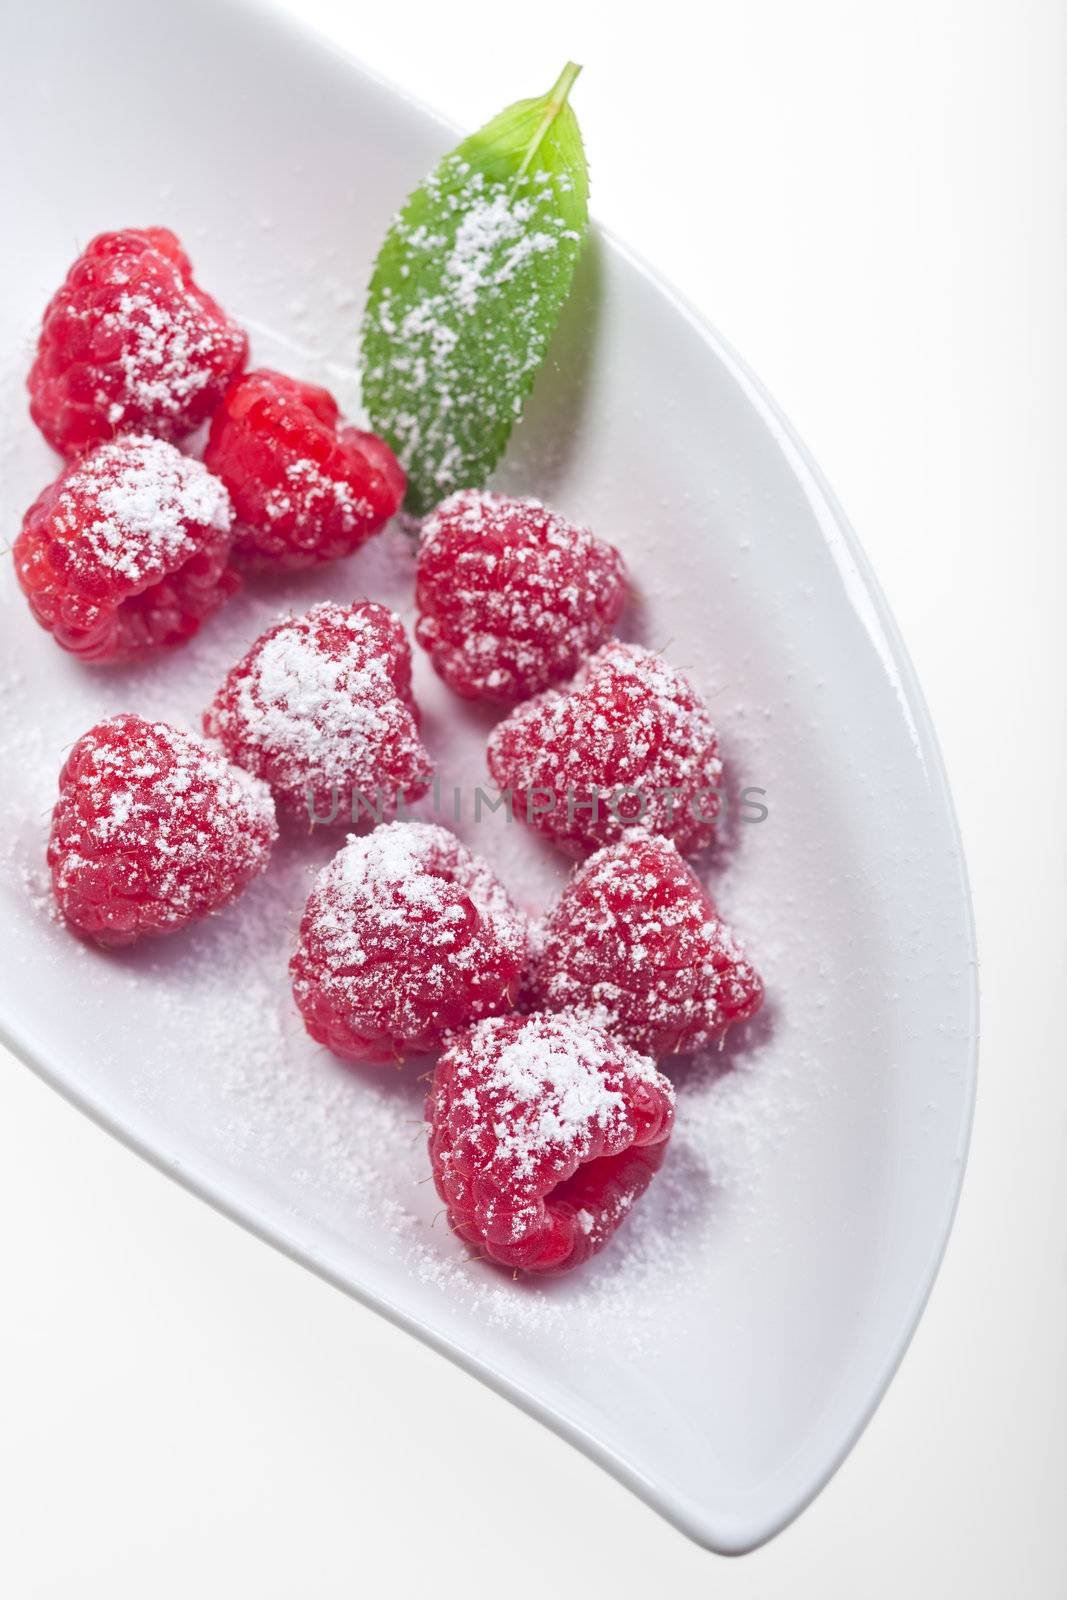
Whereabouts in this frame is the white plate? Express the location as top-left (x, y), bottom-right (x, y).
top-left (0, 0), bottom-right (977, 1554)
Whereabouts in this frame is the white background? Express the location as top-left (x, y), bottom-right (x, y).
top-left (2, 0), bottom-right (1064, 1594)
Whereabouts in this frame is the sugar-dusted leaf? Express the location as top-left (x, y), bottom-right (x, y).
top-left (361, 63), bottom-right (589, 515)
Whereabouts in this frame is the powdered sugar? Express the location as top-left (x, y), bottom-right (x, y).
top-left (530, 832), bottom-right (763, 1058)
top-left (77, 435), bottom-right (231, 583)
top-left (471, 1013), bottom-right (662, 1178)
top-left (321, 820), bottom-right (519, 940)
top-left (443, 179), bottom-right (567, 313)
top-left (205, 602), bottom-right (432, 823)
top-left (46, 435), bottom-right (231, 586)
top-left (235, 614), bottom-right (389, 763)
top-left (363, 159), bottom-right (585, 508)
top-left (48, 714), bottom-right (276, 942)
top-left (262, 456), bottom-right (374, 532)
top-left (107, 288), bottom-right (221, 423)
top-left (487, 641), bottom-right (725, 855)
top-left (291, 821), bottom-right (528, 1062)
top-left (416, 489), bottom-right (627, 701)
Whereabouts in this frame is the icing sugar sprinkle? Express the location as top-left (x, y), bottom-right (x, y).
top-left (104, 287), bottom-right (222, 423)
top-left (205, 602), bottom-right (432, 819)
top-left (52, 435), bottom-right (232, 588)
top-left (364, 159), bottom-right (583, 505)
top-left (51, 715), bottom-right (276, 927)
top-left (454, 1013), bottom-right (666, 1183)
top-left (290, 821), bottom-right (528, 1060)
top-left (237, 617), bottom-right (390, 771)
top-left (415, 488), bottom-right (627, 701)
top-left (305, 820), bottom-right (524, 978)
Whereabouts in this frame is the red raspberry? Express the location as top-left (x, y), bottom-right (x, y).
top-left (48, 715), bottom-right (277, 947)
top-left (426, 1013), bottom-right (674, 1274)
top-left (415, 490), bottom-right (628, 702)
top-left (13, 434), bottom-right (237, 663)
top-left (204, 602), bottom-right (432, 827)
top-left (528, 833), bottom-right (763, 1059)
top-left (203, 369), bottom-right (405, 568)
top-left (290, 822), bottom-right (528, 1063)
top-left (486, 641), bottom-right (724, 856)
top-left (28, 228), bottom-right (247, 457)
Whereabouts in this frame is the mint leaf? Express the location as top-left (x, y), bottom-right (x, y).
top-left (361, 63), bottom-right (589, 515)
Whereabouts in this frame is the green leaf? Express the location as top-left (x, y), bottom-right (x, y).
top-left (361, 63), bottom-right (589, 515)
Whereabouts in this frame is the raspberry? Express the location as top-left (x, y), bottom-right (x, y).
top-left (48, 715), bottom-right (277, 947)
top-left (204, 602), bottom-right (432, 827)
top-left (13, 434), bottom-right (237, 662)
top-left (486, 641), bottom-right (724, 856)
top-left (426, 1013), bottom-right (674, 1274)
top-left (28, 228), bottom-right (247, 457)
top-left (415, 490), bottom-right (628, 702)
top-left (203, 369), bottom-right (405, 568)
top-left (290, 822), bottom-right (528, 1063)
top-left (528, 833), bottom-right (763, 1059)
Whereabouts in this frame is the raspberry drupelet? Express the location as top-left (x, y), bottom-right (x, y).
top-left (486, 641), bottom-right (724, 857)
top-left (426, 1012), bottom-right (675, 1274)
top-left (203, 368), bottom-right (405, 569)
top-left (204, 602), bottom-right (432, 828)
top-left (48, 715), bottom-right (277, 947)
top-left (414, 490), bottom-right (628, 702)
top-left (528, 832), bottom-right (763, 1059)
top-left (290, 822), bottom-right (528, 1064)
top-left (14, 434), bottom-right (237, 662)
top-left (28, 228), bottom-right (247, 457)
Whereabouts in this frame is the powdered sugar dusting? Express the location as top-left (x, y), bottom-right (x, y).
top-left (49, 714), bottom-right (276, 940)
top-left (443, 180), bottom-right (569, 312)
top-left (473, 1014), bottom-right (660, 1179)
top-left (487, 640), bottom-right (725, 855)
top-left (363, 159), bottom-right (585, 508)
top-left (205, 602), bottom-right (432, 822)
top-left (531, 831), bottom-right (763, 1058)
top-left (52, 435), bottom-right (232, 587)
top-left (0, 305), bottom-right (832, 1361)
top-left (291, 821), bottom-right (528, 1061)
top-left (318, 820), bottom-right (518, 948)
top-left (110, 290), bottom-right (212, 415)
top-left (416, 489), bottom-right (627, 700)
top-left (236, 613), bottom-right (389, 765)
top-left (262, 454), bottom-right (374, 532)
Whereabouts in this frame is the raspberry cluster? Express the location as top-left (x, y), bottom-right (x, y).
top-left (18, 228), bottom-right (405, 663)
top-left (25, 223), bottom-right (765, 1279)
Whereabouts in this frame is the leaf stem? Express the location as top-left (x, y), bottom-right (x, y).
top-left (513, 60), bottom-right (583, 186)
top-left (549, 60), bottom-right (583, 109)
